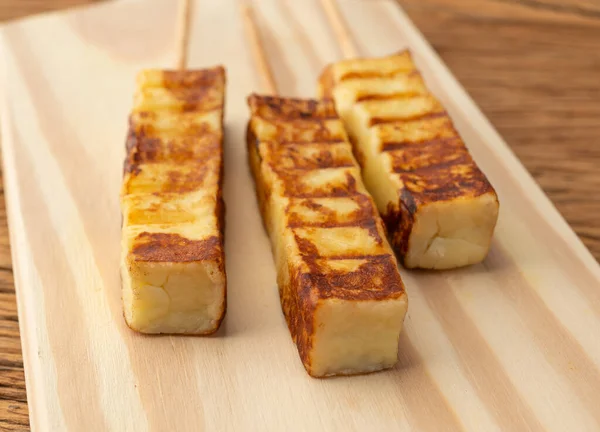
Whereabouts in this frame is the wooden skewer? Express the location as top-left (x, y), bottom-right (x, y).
top-left (319, 0), bottom-right (359, 60)
top-left (241, 3), bottom-right (279, 95)
top-left (176, 0), bottom-right (194, 70)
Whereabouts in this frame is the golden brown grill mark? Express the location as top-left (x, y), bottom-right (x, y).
top-left (288, 220), bottom-right (377, 230)
top-left (304, 255), bottom-right (405, 301)
top-left (131, 118), bottom-right (218, 140)
top-left (263, 142), bottom-right (355, 171)
top-left (124, 71), bottom-right (224, 195)
top-left (369, 111), bottom-right (447, 127)
top-left (293, 233), bottom-right (320, 257)
top-left (279, 137), bottom-right (345, 145)
top-left (380, 136), bottom-right (459, 152)
top-left (286, 195), bottom-right (377, 227)
top-left (356, 92), bottom-right (425, 103)
top-left (131, 233), bottom-right (221, 263)
top-left (339, 69), bottom-right (414, 81)
top-left (255, 125), bottom-right (344, 145)
top-left (281, 170), bottom-right (359, 198)
top-left (124, 130), bottom-right (220, 173)
top-left (269, 121), bottom-right (344, 143)
top-left (164, 166), bottom-right (210, 193)
top-left (122, 161), bottom-right (215, 195)
top-left (399, 161), bottom-right (493, 200)
top-left (279, 138), bottom-right (346, 145)
top-left (248, 94), bottom-right (338, 120)
top-left (248, 95), bottom-right (346, 143)
top-left (133, 69), bottom-right (225, 134)
top-left (293, 220), bottom-right (385, 256)
top-left (375, 116), bottom-right (456, 147)
top-left (387, 139), bottom-right (468, 171)
top-left (124, 134), bottom-right (160, 172)
top-left (394, 153), bottom-right (470, 174)
top-left (171, 88), bottom-right (222, 113)
top-left (130, 111), bottom-right (218, 132)
top-left (160, 67), bottom-right (225, 89)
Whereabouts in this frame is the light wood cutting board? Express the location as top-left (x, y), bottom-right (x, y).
top-left (1, 0), bottom-right (600, 430)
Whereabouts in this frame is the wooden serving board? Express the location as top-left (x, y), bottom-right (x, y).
top-left (2, 0), bottom-right (600, 430)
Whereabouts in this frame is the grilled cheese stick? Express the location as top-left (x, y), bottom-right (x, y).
top-left (319, 51), bottom-right (499, 269)
top-left (247, 95), bottom-right (408, 377)
top-left (120, 67), bottom-right (226, 334)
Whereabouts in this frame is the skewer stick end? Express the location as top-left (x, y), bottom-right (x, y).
top-left (176, 0), bottom-right (193, 70)
top-left (319, 0), bottom-right (359, 60)
top-left (241, 2), bottom-right (279, 95)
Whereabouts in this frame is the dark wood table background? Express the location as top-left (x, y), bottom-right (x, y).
top-left (1, 0), bottom-right (599, 429)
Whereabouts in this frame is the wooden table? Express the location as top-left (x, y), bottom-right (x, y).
top-left (0, 0), bottom-right (598, 429)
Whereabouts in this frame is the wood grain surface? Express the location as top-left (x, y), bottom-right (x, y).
top-left (0, 0), bottom-right (598, 430)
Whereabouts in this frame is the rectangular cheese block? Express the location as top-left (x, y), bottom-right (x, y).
top-left (319, 51), bottom-right (499, 269)
top-left (247, 95), bottom-right (408, 377)
top-left (120, 67), bottom-right (227, 334)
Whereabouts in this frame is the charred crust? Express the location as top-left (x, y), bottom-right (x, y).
top-left (284, 265), bottom-right (316, 371)
top-left (383, 200), bottom-right (413, 260)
